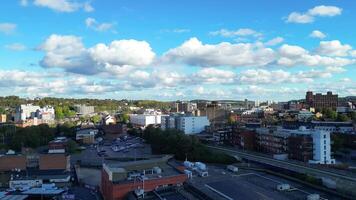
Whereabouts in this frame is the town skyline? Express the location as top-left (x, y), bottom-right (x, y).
top-left (1, 0), bottom-right (356, 101)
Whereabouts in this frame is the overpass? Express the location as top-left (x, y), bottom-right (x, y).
top-left (208, 145), bottom-right (356, 197)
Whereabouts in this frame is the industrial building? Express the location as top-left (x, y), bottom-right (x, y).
top-left (100, 155), bottom-right (188, 200)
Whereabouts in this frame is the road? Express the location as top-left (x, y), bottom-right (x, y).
top-left (208, 145), bottom-right (356, 182)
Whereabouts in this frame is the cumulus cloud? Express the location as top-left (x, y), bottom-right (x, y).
top-left (210, 28), bottom-right (262, 38)
top-left (286, 5), bottom-right (342, 24)
top-left (161, 37), bottom-right (275, 67)
top-left (277, 44), bottom-right (354, 67)
top-left (38, 34), bottom-right (155, 75)
top-left (315, 40), bottom-right (352, 57)
top-left (85, 17), bottom-right (115, 32)
top-left (192, 68), bottom-right (236, 84)
top-left (309, 30), bottom-right (326, 39)
top-left (33, 0), bottom-right (93, 12)
top-left (265, 37), bottom-right (284, 46)
top-left (4, 43), bottom-right (26, 51)
top-left (0, 23), bottom-right (17, 35)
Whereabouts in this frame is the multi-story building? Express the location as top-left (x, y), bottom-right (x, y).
top-left (14, 104), bottom-right (41, 122)
top-left (14, 104), bottom-right (55, 123)
top-left (256, 127), bottom-right (289, 154)
top-left (161, 115), bottom-right (210, 134)
top-left (288, 133), bottom-right (313, 162)
top-left (74, 104), bottom-right (95, 116)
top-left (129, 114), bottom-right (165, 127)
top-left (306, 91), bottom-right (338, 110)
top-left (175, 101), bottom-right (197, 113)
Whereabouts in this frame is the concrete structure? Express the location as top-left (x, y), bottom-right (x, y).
top-left (175, 101), bottom-right (197, 113)
top-left (100, 156), bottom-right (188, 200)
top-left (129, 114), bottom-right (164, 127)
top-left (297, 110), bottom-right (314, 122)
top-left (74, 104), bottom-right (95, 116)
top-left (36, 106), bottom-right (55, 122)
top-left (306, 91), bottom-right (338, 110)
top-left (103, 115), bottom-right (116, 125)
top-left (161, 115), bottom-right (210, 134)
top-left (312, 121), bottom-right (354, 134)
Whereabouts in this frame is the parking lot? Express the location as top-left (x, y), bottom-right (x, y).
top-left (189, 165), bottom-right (342, 200)
top-left (71, 135), bottom-right (152, 166)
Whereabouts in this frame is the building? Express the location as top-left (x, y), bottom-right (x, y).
top-left (48, 137), bottom-right (68, 154)
top-left (14, 104), bottom-right (55, 124)
top-left (256, 128), bottom-right (289, 154)
top-left (129, 114), bottom-right (164, 127)
top-left (306, 91), bottom-right (338, 110)
top-left (175, 101), bottom-right (197, 113)
top-left (297, 110), bottom-right (314, 122)
top-left (101, 156), bottom-right (188, 200)
top-left (288, 133), bottom-right (313, 162)
top-left (74, 104), bottom-right (95, 116)
top-left (76, 128), bottom-right (98, 144)
top-left (39, 154), bottom-right (70, 170)
top-left (14, 104), bottom-right (40, 122)
top-left (0, 155), bottom-right (27, 171)
top-left (103, 115), bottom-right (116, 125)
top-left (0, 114), bottom-right (6, 123)
top-left (161, 115), bottom-right (210, 134)
top-left (312, 121), bottom-right (354, 134)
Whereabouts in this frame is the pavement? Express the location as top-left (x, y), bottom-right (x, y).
top-left (188, 165), bottom-right (342, 200)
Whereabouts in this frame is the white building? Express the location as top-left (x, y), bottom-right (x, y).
top-left (14, 104), bottom-right (55, 122)
top-left (161, 115), bottom-right (210, 135)
top-left (15, 104), bottom-right (40, 122)
top-left (288, 127), bottom-right (335, 164)
top-left (129, 114), bottom-right (164, 127)
top-left (103, 115), bottom-right (116, 125)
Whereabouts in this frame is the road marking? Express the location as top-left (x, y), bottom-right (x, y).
top-left (205, 184), bottom-right (234, 200)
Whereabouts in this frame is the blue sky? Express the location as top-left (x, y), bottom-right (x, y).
top-left (0, 0), bottom-right (355, 101)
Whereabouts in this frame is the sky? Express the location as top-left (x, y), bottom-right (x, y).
top-left (0, 0), bottom-right (355, 101)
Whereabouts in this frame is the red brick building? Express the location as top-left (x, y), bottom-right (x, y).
top-left (0, 155), bottom-right (27, 171)
top-left (306, 91), bottom-right (338, 110)
top-left (288, 134), bottom-right (313, 162)
top-left (101, 156), bottom-right (188, 200)
top-left (39, 154), bottom-right (70, 171)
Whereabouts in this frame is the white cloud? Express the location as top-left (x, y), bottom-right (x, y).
top-left (308, 5), bottom-right (342, 17)
top-left (286, 5), bottom-right (342, 24)
top-left (210, 28), bottom-right (262, 38)
top-left (192, 68), bottom-right (236, 84)
top-left (33, 0), bottom-right (93, 12)
top-left (265, 37), bottom-right (284, 46)
top-left (309, 30), bottom-right (326, 39)
top-left (85, 17), bottom-right (115, 32)
top-left (161, 37), bottom-right (275, 67)
top-left (0, 23), bottom-right (17, 35)
top-left (38, 34), bottom-right (155, 75)
top-left (316, 40), bottom-right (352, 57)
top-left (20, 0), bottom-right (28, 6)
top-left (350, 50), bottom-right (356, 57)
top-left (4, 43), bottom-right (27, 51)
top-left (286, 12), bottom-right (314, 24)
top-left (278, 44), bottom-right (354, 67)
top-left (83, 1), bottom-right (94, 12)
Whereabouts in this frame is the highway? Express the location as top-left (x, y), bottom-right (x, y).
top-left (208, 145), bottom-right (356, 182)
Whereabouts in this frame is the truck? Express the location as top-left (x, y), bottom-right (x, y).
top-left (197, 170), bottom-right (208, 177)
top-left (227, 165), bottom-right (238, 173)
top-left (195, 162), bottom-right (207, 171)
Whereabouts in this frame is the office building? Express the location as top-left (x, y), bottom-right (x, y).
top-left (129, 114), bottom-right (164, 127)
top-left (74, 104), bottom-right (95, 116)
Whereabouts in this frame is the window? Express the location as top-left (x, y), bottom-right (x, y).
top-left (323, 134), bottom-right (326, 139)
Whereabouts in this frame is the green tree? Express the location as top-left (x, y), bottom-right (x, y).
top-left (337, 114), bottom-right (350, 122)
top-left (91, 115), bottom-right (101, 124)
top-left (66, 140), bottom-right (78, 154)
top-left (55, 106), bottom-right (65, 119)
top-left (322, 108), bottom-right (337, 120)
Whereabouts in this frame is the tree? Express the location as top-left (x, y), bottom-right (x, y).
top-left (67, 140), bottom-right (78, 154)
top-left (337, 114), bottom-right (350, 122)
top-left (55, 106), bottom-right (65, 119)
top-left (91, 115), bottom-right (101, 124)
top-left (322, 108), bottom-right (337, 120)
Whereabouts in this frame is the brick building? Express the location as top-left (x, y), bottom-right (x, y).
top-left (101, 156), bottom-right (188, 200)
top-left (288, 134), bottom-right (313, 162)
top-left (0, 155), bottom-right (27, 171)
top-left (39, 154), bottom-right (70, 170)
top-left (306, 91), bottom-right (338, 110)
